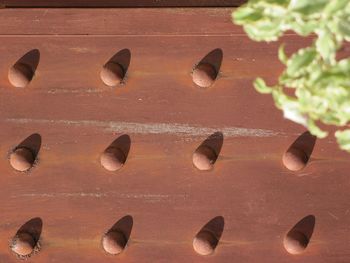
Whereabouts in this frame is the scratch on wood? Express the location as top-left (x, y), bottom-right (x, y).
top-left (328, 212), bottom-right (339, 220)
top-left (68, 47), bottom-right (95, 53)
top-left (5, 118), bottom-right (282, 137)
top-left (11, 192), bottom-right (189, 203)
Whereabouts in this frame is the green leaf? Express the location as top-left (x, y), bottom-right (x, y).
top-left (289, 0), bottom-right (329, 15)
top-left (337, 58), bottom-right (350, 72)
top-left (324, 0), bottom-right (349, 15)
top-left (282, 101), bottom-right (308, 126)
top-left (232, 0), bottom-right (350, 153)
top-left (316, 29), bottom-right (337, 62)
top-left (286, 48), bottom-right (317, 76)
top-left (243, 22), bottom-right (282, 41)
top-left (263, 4), bottom-right (287, 18)
top-left (290, 20), bottom-right (319, 36)
top-left (272, 88), bottom-right (288, 108)
top-left (232, 7), bottom-right (263, 24)
top-left (264, 0), bottom-right (289, 5)
top-left (338, 19), bottom-right (350, 40)
top-left (307, 119), bottom-right (328, 138)
top-left (278, 44), bottom-right (288, 64)
top-left (335, 130), bottom-right (350, 152)
top-left (254, 78), bottom-right (272, 94)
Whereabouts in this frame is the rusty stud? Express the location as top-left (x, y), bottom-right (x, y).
top-left (193, 230), bottom-right (218, 256)
top-left (282, 147), bottom-right (308, 172)
top-left (11, 232), bottom-right (36, 257)
top-left (102, 231), bottom-right (127, 255)
top-left (100, 62), bottom-right (125, 87)
top-left (192, 145), bottom-right (217, 171)
top-left (100, 147), bottom-right (126, 172)
top-left (283, 230), bottom-right (309, 255)
top-left (192, 63), bottom-right (217, 88)
top-left (8, 63), bottom-right (34, 88)
top-left (10, 147), bottom-right (35, 172)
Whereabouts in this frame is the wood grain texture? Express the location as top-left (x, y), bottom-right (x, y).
top-left (0, 8), bottom-right (242, 35)
top-left (0, 7), bottom-right (349, 263)
top-left (1, 0), bottom-right (245, 7)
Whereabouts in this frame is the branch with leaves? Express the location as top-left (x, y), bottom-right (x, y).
top-left (233, 0), bottom-right (350, 151)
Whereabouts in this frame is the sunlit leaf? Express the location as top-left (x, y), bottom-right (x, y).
top-left (316, 29), bottom-right (337, 62)
top-left (286, 48), bottom-right (317, 76)
top-left (324, 0), bottom-right (349, 15)
top-left (232, 7), bottom-right (263, 23)
top-left (335, 130), bottom-right (350, 152)
top-left (289, 0), bottom-right (328, 15)
top-left (307, 119), bottom-right (328, 138)
top-left (338, 19), bottom-right (350, 40)
top-left (282, 101), bottom-right (308, 126)
top-left (254, 78), bottom-right (273, 94)
top-left (232, 0), bottom-right (350, 152)
top-left (278, 44), bottom-right (288, 64)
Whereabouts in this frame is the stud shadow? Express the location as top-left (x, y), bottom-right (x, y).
top-left (197, 131), bottom-right (224, 162)
top-left (197, 216), bottom-right (225, 242)
top-left (106, 134), bottom-right (131, 160)
top-left (14, 49), bottom-right (40, 74)
top-left (287, 131), bottom-right (316, 162)
top-left (16, 217), bottom-right (43, 243)
top-left (106, 49), bottom-right (131, 80)
top-left (16, 133), bottom-right (42, 159)
top-left (287, 215), bottom-right (315, 243)
top-left (108, 215), bottom-right (133, 243)
top-left (193, 216), bottom-right (225, 255)
top-left (197, 48), bottom-right (223, 76)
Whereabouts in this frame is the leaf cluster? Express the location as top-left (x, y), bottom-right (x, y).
top-left (233, 0), bottom-right (350, 151)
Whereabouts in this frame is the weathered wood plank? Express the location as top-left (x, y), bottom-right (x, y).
top-left (1, 0), bottom-right (245, 7)
top-left (0, 8), bottom-right (242, 35)
top-left (0, 7), bottom-right (349, 263)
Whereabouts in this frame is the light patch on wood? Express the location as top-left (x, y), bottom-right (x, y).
top-left (11, 192), bottom-right (188, 203)
top-left (68, 47), bottom-right (96, 53)
top-left (5, 118), bottom-right (281, 137)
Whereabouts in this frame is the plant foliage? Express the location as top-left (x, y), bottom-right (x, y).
top-left (233, 0), bottom-right (350, 152)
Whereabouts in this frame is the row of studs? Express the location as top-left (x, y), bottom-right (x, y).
top-left (9, 215), bottom-right (315, 259)
top-left (8, 133), bottom-right (219, 173)
top-left (8, 131), bottom-right (315, 173)
top-left (7, 48), bottom-right (222, 89)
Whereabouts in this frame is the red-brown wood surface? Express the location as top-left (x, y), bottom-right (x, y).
top-left (1, 0), bottom-right (245, 7)
top-left (0, 7), bottom-right (349, 263)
